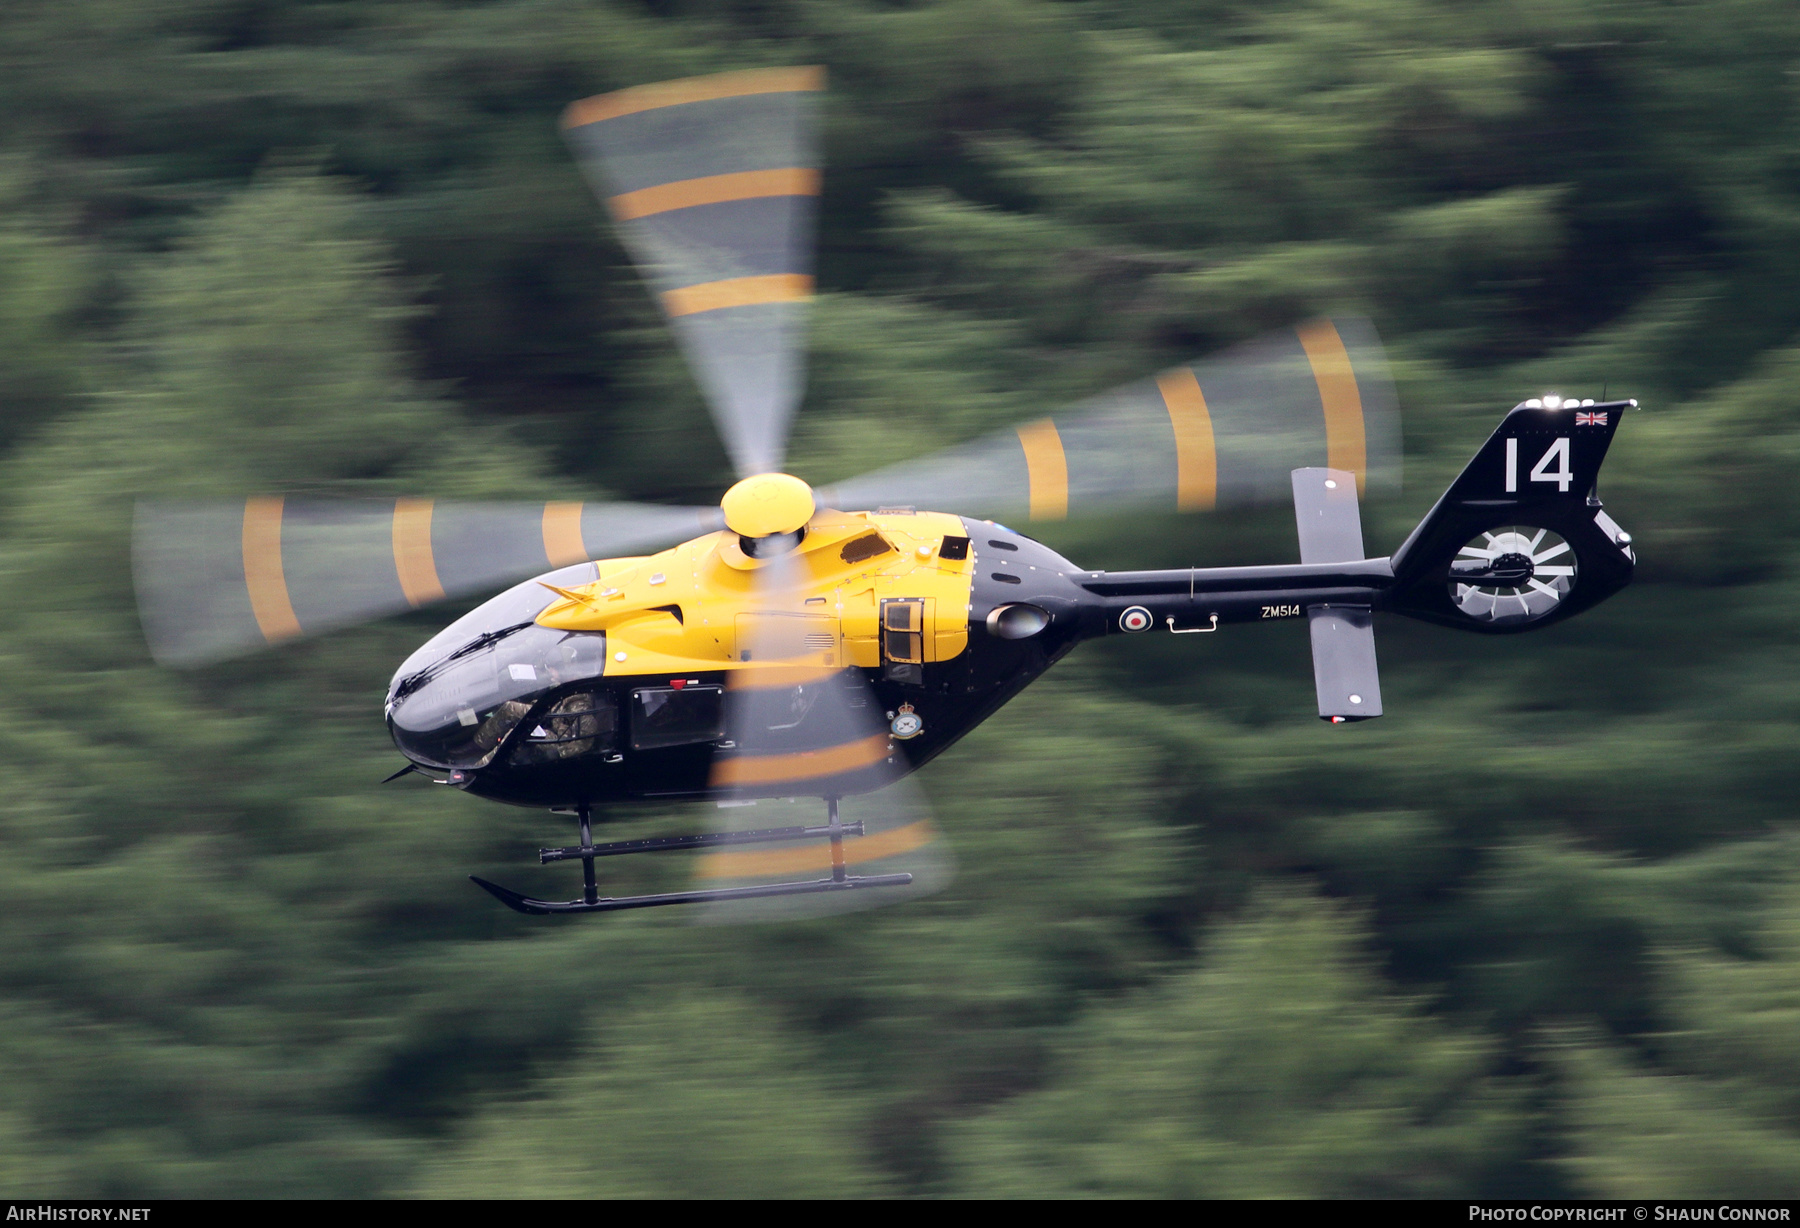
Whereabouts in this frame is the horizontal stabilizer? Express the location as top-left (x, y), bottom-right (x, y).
top-left (1309, 607), bottom-right (1382, 722)
top-left (1291, 466), bottom-right (1381, 720)
top-left (1291, 467), bottom-right (1366, 564)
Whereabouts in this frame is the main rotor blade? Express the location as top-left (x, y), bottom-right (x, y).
top-left (691, 783), bottom-right (948, 923)
top-left (133, 498), bottom-right (719, 667)
top-left (562, 67), bottom-right (824, 478)
top-left (815, 318), bottom-right (1399, 521)
top-left (693, 548), bottom-right (952, 920)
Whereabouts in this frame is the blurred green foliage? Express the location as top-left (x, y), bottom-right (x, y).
top-left (0, 0), bottom-right (1799, 1198)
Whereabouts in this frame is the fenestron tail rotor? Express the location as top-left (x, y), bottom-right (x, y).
top-left (562, 67), bottom-right (824, 478)
top-left (132, 498), bottom-right (719, 666)
top-left (816, 317), bottom-right (1400, 522)
top-left (1449, 526), bottom-right (1579, 625)
top-left (692, 476), bottom-right (953, 920)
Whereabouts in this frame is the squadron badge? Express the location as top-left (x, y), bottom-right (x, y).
top-left (890, 703), bottom-right (924, 740)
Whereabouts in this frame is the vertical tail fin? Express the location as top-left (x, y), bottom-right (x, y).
top-left (1387, 398), bottom-right (1636, 632)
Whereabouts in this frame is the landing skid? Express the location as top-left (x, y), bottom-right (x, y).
top-left (470, 872), bottom-right (915, 915)
top-left (469, 799), bottom-right (913, 916)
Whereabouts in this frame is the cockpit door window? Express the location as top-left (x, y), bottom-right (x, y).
top-left (508, 691), bottom-right (620, 765)
top-left (387, 626), bottom-right (606, 769)
top-left (630, 685), bottom-right (726, 751)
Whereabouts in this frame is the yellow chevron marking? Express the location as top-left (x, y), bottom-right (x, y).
top-left (661, 274), bottom-right (812, 318)
top-left (695, 819), bottom-right (936, 880)
top-left (542, 502), bottom-right (588, 568)
top-left (392, 498), bottom-right (445, 608)
top-left (1156, 367), bottom-right (1217, 512)
top-left (608, 168), bottom-right (820, 221)
top-left (1016, 418), bottom-right (1068, 521)
top-left (562, 66), bottom-right (826, 128)
top-left (1297, 320), bottom-right (1367, 495)
top-left (241, 497), bottom-right (301, 644)
top-left (709, 732), bottom-right (889, 789)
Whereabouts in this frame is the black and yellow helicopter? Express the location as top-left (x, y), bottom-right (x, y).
top-left (132, 67), bottom-right (1637, 918)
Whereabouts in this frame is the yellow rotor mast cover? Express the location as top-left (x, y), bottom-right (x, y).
top-left (720, 473), bottom-right (816, 538)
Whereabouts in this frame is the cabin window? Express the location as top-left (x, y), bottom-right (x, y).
top-left (840, 532), bottom-right (893, 565)
top-left (630, 685), bottom-right (726, 751)
top-left (881, 599), bottom-right (924, 665)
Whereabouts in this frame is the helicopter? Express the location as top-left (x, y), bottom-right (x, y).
top-left (132, 66), bottom-right (1637, 918)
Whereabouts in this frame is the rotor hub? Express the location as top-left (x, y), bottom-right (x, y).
top-left (721, 473), bottom-right (815, 539)
top-left (1485, 551), bottom-right (1535, 586)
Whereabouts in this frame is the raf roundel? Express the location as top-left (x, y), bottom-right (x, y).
top-left (1119, 606), bottom-right (1155, 633)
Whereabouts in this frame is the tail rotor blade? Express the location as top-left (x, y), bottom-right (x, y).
top-left (817, 317), bottom-right (1400, 521)
top-left (133, 498), bottom-right (719, 666)
top-left (563, 68), bottom-right (825, 477)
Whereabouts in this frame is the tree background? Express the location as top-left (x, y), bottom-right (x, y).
top-left (1, 0), bottom-right (1798, 1197)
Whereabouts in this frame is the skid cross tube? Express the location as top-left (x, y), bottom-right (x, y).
top-left (827, 797), bottom-right (847, 884)
top-left (578, 802), bottom-right (597, 905)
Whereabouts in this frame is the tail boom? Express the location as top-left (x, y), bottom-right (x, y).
top-left (1070, 396), bottom-right (1636, 720)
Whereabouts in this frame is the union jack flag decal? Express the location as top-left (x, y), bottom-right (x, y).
top-left (1575, 411), bottom-right (1608, 426)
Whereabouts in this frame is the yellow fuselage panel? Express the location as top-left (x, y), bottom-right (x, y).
top-left (534, 510), bottom-right (973, 677)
